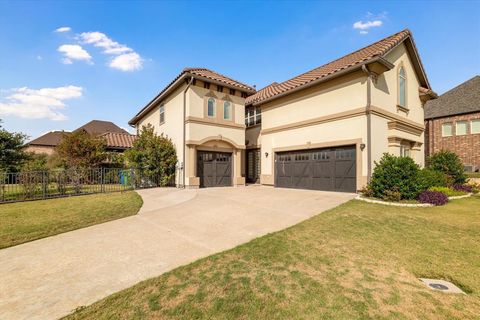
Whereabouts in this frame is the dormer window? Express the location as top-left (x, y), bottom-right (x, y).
top-left (207, 98), bottom-right (215, 117)
top-left (398, 66), bottom-right (406, 107)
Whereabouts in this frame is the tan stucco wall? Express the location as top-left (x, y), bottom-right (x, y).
top-left (137, 84), bottom-right (186, 186)
top-left (136, 82), bottom-right (246, 187)
top-left (257, 71), bottom-right (369, 189)
top-left (261, 70), bottom-right (367, 130)
top-left (371, 42), bottom-right (425, 166)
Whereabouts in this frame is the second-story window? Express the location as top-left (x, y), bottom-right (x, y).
top-left (159, 105), bottom-right (165, 124)
top-left (398, 66), bottom-right (407, 107)
top-left (245, 106), bottom-right (261, 127)
top-left (223, 101), bottom-right (231, 120)
top-left (207, 98), bottom-right (215, 117)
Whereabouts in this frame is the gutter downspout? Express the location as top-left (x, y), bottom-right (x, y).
top-left (182, 76), bottom-right (194, 188)
top-left (362, 65), bottom-right (373, 183)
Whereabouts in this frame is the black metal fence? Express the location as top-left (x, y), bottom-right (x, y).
top-left (0, 168), bottom-right (171, 204)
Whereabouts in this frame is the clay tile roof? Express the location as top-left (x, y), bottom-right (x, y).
top-left (27, 131), bottom-right (69, 146)
top-left (101, 132), bottom-right (137, 149)
top-left (75, 120), bottom-right (129, 135)
top-left (424, 75), bottom-right (480, 119)
top-left (246, 29), bottom-right (416, 105)
top-left (183, 68), bottom-right (256, 92)
top-left (130, 67), bottom-right (255, 125)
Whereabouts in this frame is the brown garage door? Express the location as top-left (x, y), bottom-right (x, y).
top-left (197, 151), bottom-right (232, 188)
top-left (274, 145), bottom-right (356, 192)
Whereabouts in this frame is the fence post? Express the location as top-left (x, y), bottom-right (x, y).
top-left (42, 171), bottom-right (46, 199)
top-left (101, 167), bottom-right (105, 193)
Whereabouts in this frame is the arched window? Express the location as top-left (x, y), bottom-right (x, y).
top-left (398, 66), bottom-right (406, 107)
top-left (223, 101), bottom-right (231, 120)
top-left (207, 98), bottom-right (215, 117)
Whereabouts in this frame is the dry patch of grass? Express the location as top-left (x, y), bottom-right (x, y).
top-left (66, 195), bottom-right (480, 320)
top-left (0, 191), bottom-right (143, 248)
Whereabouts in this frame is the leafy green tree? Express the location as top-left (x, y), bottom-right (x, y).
top-left (125, 124), bottom-right (177, 186)
top-left (0, 121), bottom-right (29, 172)
top-left (55, 130), bottom-right (107, 168)
top-left (427, 150), bottom-right (466, 184)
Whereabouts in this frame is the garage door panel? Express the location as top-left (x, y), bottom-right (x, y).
top-left (275, 145), bottom-right (356, 192)
top-left (198, 151), bottom-right (232, 188)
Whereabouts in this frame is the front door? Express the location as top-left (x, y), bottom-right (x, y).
top-left (246, 149), bottom-right (260, 183)
top-left (197, 151), bottom-right (232, 187)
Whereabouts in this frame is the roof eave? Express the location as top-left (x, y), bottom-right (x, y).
top-left (249, 56), bottom-right (387, 107)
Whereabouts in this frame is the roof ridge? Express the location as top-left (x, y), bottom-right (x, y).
top-left (440, 75), bottom-right (480, 96)
top-left (280, 29), bottom-right (410, 85)
top-left (186, 67), bottom-right (255, 91)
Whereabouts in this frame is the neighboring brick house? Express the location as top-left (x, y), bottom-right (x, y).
top-left (424, 76), bottom-right (480, 171)
top-left (25, 120), bottom-right (136, 155)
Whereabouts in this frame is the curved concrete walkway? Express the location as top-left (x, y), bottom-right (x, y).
top-left (0, 186), bottom-right (354, 319)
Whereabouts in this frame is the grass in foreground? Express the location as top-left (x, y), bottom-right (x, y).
top-left (66, 196), bottom-right (480, 320)
top-left (0, 191), bottom-right (142, 249)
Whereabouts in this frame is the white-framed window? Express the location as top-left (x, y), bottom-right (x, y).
top-left (400, 145), bottom-right (411, 158)
top-left (207, 98), bottom-right (215, 117)
top-left (456, 121), bottom-right (468, 135)
top-left (471, 119), bottom-right (480, 134)
top-left (223, 101), bottom-right (231, 120)
top-left (398, 66), bottom-right (406, 107)
top-left (159, 105), bottom-right (165, 124)
top-left (442, 123), bottom-right (453, 137)
top-left (245, 106), bottom-right (261, 127)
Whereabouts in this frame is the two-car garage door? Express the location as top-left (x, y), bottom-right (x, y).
top-left (274, 145), bottom-right (356, 192)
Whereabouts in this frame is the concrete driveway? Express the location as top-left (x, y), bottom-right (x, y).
top-left (0, 186), bottom-right (354, 320)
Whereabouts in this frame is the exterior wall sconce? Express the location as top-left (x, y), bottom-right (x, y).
top-left (265, 152), bottom-right (269, 158)
top-left (360, 143), bottom-right (366, 151)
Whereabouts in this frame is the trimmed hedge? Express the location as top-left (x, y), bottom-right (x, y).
top-left (370, 154), bottom-right (422, 200)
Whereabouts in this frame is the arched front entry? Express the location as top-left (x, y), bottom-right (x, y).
top-left (186, 136), bottom-right (245, 188)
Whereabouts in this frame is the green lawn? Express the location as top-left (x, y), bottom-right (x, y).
top-left (65, 195), bottom-right (480, 320)
top-left (0, 191), bottom-right (142, 249)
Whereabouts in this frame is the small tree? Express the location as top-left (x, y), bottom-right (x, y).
top-left (427, 150), bottom-right (466, 184)
top-left (0, 121), bottom-right (29, 172)
top-left (56, 130), bottom-right (107, 168)
top-left (125, 124), bottom-right (177, 187)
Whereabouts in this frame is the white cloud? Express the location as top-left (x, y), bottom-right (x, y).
top-left (79, 31), bottom-right (143, 71)
top-left (353, 20), bottom-right (383, 31)
top-left (0, 86), bottom-right (82, 121)
top-left (36, 55), bottom-right (43, 60)
top-left (109, 52), bottom-right (143, 72)
top-left (55, 26), bottom-right (71, 33)
top-left (57, 44), bottom-right (92, 64)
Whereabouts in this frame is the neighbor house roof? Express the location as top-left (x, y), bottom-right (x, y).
top-left (75, 120), bottom-right (129, 135)
top-left (129, 67), bottom-right (256, 125)
top-left (246, 29), bottom-right (432, 106)
top-left (424, 76), bottom-right (480, 119)
top-left (101, 132), bottom-right (137, 150)
top-left (27, 131), bottom-right (69, 147)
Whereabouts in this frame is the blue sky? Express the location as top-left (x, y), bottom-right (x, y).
top-left (1, 0), bottom-right (479, 140)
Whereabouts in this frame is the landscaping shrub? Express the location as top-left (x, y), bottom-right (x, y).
top-left (382, 188), bottom-right (402, 202)
top-left (427, 150), bottom-right (466, 184)
top-left (359, 185), bottom-right (374, 198)
top-left (428, 186), bottom-right (466, 197)
top-left (417, 168), bottom-right (447, 190)
top-left (452, 184), bottom-right (474, 193)
top-left (370, 154), bottom-right (422, 200)
top-left (418, 191), bottom-right (449, 206)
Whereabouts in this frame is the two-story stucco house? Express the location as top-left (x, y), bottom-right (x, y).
top-left (129, 29), bottom-right (436, 192)
top-left (128, 69), bottom-right (256, 188)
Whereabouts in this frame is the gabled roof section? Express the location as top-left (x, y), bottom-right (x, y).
top-left (129, 67), bottom-right (256, 125)
top-left (246, 29), bottom-right (432, 106)
top-left (27, 131), bottom-right (69, 147)
top-left (425, 76), bottom-right (480, 119)
top-left (75, 120), bottom-right (129, 135)
top-left (101, 132), bottom-right (137, 149)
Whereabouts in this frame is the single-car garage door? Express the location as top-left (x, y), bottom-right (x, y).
top-left (197, 151), bottom-right (232, 188)
top-left (275, 145), bottom-right (356, 192)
